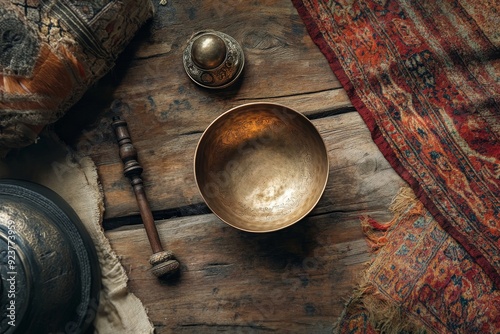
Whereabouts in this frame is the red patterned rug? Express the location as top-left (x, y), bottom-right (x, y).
top-left (338, 188), bottom-right (500, 332)
top-left (292, 0), bottom-right (500, 332)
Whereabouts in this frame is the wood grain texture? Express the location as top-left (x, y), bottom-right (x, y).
top-left (106, 210), bottom-right (376, 333)
top-left (85, 111), bottom-right (404, 221)
top-left (52, 0), bottom-right (408, 332)
top-left (57, 0), bottom-right (353, 219)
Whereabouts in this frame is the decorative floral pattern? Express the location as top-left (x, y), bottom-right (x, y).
top-left (336, 201), bottom-right (500, 332)
top-left (292, 0), bottom-right (500, 284)
top-left (293, 0), bottom-right (500, 331)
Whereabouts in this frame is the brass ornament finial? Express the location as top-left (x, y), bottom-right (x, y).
top-left (191, 33), bottom-right (227, 70)
top-left (183, 30), bottom-right (245, 89)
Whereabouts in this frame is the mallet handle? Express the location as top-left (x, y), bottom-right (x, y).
top-left (112, 116), bottom-right (163, 254)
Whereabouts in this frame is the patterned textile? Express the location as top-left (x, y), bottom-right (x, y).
top-left (292, 0), bottom-right (500, 331)
top-left (336, 191), bottom-right (500, 333)
top-left (0, 0), bottom-right (154, 153)
top-left (292, 0), bottom-right (499, 285)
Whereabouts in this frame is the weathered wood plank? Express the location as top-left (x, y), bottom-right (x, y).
top-left (106, 209), bottom-right (385, 333)
top-left (55, 0), bottom-right (354, 219)
top-left (77, 111), bottom-right (404, 221)
top-left (45, 0), bottom-right (409, 332)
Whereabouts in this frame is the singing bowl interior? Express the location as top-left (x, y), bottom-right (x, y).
top-left (195, 103), bottom-right (329, 232)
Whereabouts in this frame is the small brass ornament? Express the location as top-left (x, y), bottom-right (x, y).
top-left (183, 30), bottom-right (245, 89)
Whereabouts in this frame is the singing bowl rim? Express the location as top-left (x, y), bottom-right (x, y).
top-left (194, 102), bottom-right (329, 233)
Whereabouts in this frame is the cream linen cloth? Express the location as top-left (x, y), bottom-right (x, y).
top-left (0, 134), bottom-right (154, 334)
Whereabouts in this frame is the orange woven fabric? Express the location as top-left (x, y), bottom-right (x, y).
top-left (0, 0), bottom-right (154, 152)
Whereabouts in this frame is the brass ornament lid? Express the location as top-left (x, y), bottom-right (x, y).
top-left (183, 30), bottom-right (245, 89)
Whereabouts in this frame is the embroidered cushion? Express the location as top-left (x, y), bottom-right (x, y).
top-left (0, 0), bottom-right (154, 153)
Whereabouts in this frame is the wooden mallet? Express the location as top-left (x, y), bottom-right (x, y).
top-left (112, 116), bottom-right (180, 278)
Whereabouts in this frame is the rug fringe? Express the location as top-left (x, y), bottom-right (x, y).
top-left (361, 186), bottom-right (419, 252)
top-left (388, 186), bottom-right (418, 217)
top-left (361, 217), bottom-right (390, 252)
top-left (334, 187), bottom-right (428, 333)
top-left (334, 280), bottom-right (428, 334)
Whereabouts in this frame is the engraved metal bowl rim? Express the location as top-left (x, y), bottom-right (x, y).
top-left (183, 29), bottom-right (245, 89)
top-left (0, 179), bottom-right (100, 333)
top-left (193, 102), bottom-right (330, 233)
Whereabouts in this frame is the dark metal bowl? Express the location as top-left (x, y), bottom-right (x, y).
top-left (194, 103), bottom-right (329, 232)
top-left (0, 179), bottom-right (100, 334)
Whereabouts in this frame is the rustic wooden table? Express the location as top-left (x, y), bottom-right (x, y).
top-left (56, 1), bottom-right (405, 332)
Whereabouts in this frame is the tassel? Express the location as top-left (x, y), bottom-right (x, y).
top-left (361, 216), bottom-right (390, 252)
top-left (361, 186), bottom-right (419, 252)
top-left (388, 186), bottom-right (418, 216)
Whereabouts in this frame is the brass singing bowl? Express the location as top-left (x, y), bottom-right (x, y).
top-left (194, 103), bottom-right (329, 232)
